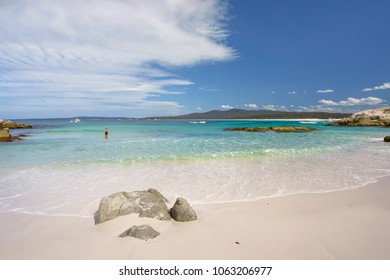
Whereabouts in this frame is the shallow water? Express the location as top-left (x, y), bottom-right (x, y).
top-left (1, 118), bottom-right (389, 217)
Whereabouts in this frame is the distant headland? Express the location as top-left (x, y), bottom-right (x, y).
top-left (140, 109), bottom-right (351, 120)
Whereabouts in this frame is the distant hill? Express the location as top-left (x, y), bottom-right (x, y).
top-left (144, 109), bottom-right (351, 120)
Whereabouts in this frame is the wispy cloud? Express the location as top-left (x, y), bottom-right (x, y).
top-left (288, 91), bottom-right (297, 95)
top-left (244, 103), bottom-right (257, 109)
top-left (362, 82), bottom-right (390, 92)
top-left (317, 89), bottom-right (334, 93)
top-left (0, 0), bottom-right (235, 117)
top-left (221, 104), bottom-right (234, 109)
top-left (319, 97), bottom-right (384, 106)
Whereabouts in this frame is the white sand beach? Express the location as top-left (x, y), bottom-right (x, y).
top-left (1, 175), bottom-right (390, 260)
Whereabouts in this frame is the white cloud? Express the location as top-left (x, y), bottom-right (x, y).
top-left (221, 105), bottom-right (234, 109)
top-left (262, 105), bottom-right (277, 111)
top-left (261, 104), bottom-right (287, 111)
top-left (0, 0), bottom-right (235, 117)
top-left (362, 82), bottom-right (390, 92)
top-left (244, 103), bottom-right (257, 109)
top-left (288, 91), bottom-right (297, 95)
top-left (296, 105), bottom-right (336, 112)
top-left (319, 97), bottom-right (384, 106)
top-left (318, 99), bottom-right (339, 106)
top-left (317, 89), bottom-right (334, 93)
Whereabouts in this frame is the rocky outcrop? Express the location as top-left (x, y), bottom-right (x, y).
top-left (170, 197), bottom-right (198, 222)
top-left (0, 128), bottom-right (11, 142)
top-left (271, 126), bottom-right (315, 132)
top-left (385, 136), bottom-right (390, 142)
top-left (226, 126), bottom-right (316, 132)
top-left (119, 225), bottom-right (160, 240)
top-left (94, 188), bottom-right (171, 224)
top-left (327, 108), bottom-right (390, 127)
top-left (227, 127), bottom-right (269, 132)
top-left (0, 120), bottom-right (32, 142)
top-left (0, 120), bottom-right (33, 129)
top-left (0, 128), bottom-right (23, 142)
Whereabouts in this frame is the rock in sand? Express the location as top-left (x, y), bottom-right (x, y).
top-left (94, 188), bottom-right (171, 224)
top-left (119, 225), bottom-right (160, 240)
top-left (170, 197), bottom-right (197, 222)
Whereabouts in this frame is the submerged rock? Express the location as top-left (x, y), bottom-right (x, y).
top-left (227, 127), bottom-right (270, 132)
top-left (270, 126), bottom-right (315, 132)
top-left (94, 188), bottom-right (171, 224)
top-left (119, 225), bottom-right (160, 240)
top-left (170, 197), bottom-right (197, 222)
top-left (226, 126), bottom-right (316, 132)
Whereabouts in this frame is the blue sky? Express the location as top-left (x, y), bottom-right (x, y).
top-left (1, 0), bottom-right (389, 118)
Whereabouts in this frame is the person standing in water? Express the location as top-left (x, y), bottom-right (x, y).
top-left (105, 128), bottom-right (109, 138)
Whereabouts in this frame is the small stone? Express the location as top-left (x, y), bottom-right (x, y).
top-left (119, 225), bottom-right (160, 240)
top-left (384, 136), bottom-right (390, 142)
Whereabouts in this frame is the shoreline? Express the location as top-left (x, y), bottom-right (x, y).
top-left (4, 140), bottom-right (389, 216)
top-left (5, 117), bottom-right (336, 122)
top-left (1, 175), bottom-right (390, 260)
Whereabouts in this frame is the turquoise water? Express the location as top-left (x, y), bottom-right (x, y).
top-left (1, 118), bottom-right (390, 217)
top-left (0, 118), bottom-right (375, 166)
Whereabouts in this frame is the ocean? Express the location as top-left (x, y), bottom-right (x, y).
top-left (1, 118), bottom-right (390, 217)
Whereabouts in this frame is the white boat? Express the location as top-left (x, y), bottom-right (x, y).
top-left (70, 118), bottom-right (81, 123)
